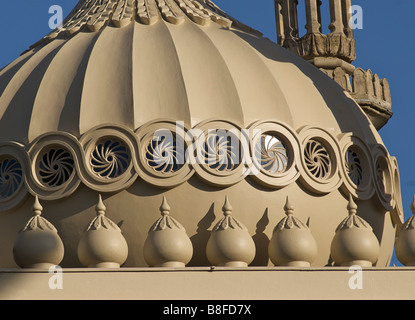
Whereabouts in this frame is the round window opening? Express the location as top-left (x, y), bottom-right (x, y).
top-left (345, 147), bottom-right (363, 187)
top-left (90, 139), bottom-right (131, 179)
top-left (255, 134), bottom-right (289, 174)
top-left (145, 130), bottom-right (185, 174)
top-left (304, 139), bottom-right (332, 180)
top-left (0, 157), bottom-right (23, 199)
top-left (37, 147), bottom-right (75, 188)
top-left (200, 131), bottom-right (241, 172)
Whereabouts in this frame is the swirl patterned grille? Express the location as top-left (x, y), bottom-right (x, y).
top-left (304, 140), bottom-right (331, 180)
top-left (376, 162), bottom-right (386, 193)
top-left (255, 134), bottom-right (289, 174)
top-left (38, 148), bottom-right (74, 187)
top-left (90, 140), bottom-right (130, 179)
top-left (345, 149), bottom-right (363, 186)
top-left (201, 133), bottom-right (239, 172)
top-left (0, 158), bottom-right (23, 199)
top-left (145, 133), bottom-right (184, 174)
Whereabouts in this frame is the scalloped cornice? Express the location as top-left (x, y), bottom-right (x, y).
top-left (29, 0), bottom-right (262, 51)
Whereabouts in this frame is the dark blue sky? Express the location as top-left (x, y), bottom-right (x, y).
top-left (1, 1), bottom-right (414, 266)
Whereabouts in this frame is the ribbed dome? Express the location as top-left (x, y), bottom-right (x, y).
top-left (0, 0), bottom-right (379, 144)
top-left (0, 0), bottom-right (404, 268)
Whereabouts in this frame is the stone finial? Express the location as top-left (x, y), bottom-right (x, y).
top-left (77, 195), bottom-right (128, 268)
top-left (330, 195), bottom-right (380, 267)
top-left (206, 196), bottom-right (256, 267)
top-left (268, 197), bottom-right (318, 267)
top-left (13, 196), bottom-right (64, 269)
top-left (395, 195), bottom-right (415, 266)
top-left (143, 196), bottom-right (193, 267)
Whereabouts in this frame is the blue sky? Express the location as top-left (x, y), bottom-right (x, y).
top-left (0, 1), bottom-right (414, 266)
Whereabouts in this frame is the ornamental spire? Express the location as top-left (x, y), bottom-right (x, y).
top-left (274, 0), bottom-right (392, 130)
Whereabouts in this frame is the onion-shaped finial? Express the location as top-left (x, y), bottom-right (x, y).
top-left (268, 197), bottom-right (317, 267)
top-left (396, 195), bottom-right (415, 266)
top-left (206, 196), bottom-right (256, 267)
top-left (330, 195), bottom-right (380, 267)
top-left (144, 196), bottom-right (193, 267)
top-left (77, 195), bottom-right (128, 268)
top-left (13, 196), bottom-right (64, 269)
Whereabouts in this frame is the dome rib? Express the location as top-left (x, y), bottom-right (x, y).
top-left (164, 19), bottom-right (244, 127)
top-left (28, 32), bottom-right (101, 142)
top-left (0, 40), bottom-right (66, 145)
top-left (0, 50), bottom-right (37, 98)
top-left (79, 23), bottom-right (135, 135)
top-left (199, 25), bottom-right (294, 126)
top-left (131, 20), bottom-right (191, 128)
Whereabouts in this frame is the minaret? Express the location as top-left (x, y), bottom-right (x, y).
top-left (274, 0), bottom-right (393, 130)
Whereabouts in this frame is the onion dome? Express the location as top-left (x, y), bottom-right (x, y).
top-left (0, 0), bottom-right (403, 268)
top-left (268, 197), bottom-right (317, 267)
top-left (143, 196), bottom-right (193, 267)
top-left (13, 196), bottom-right (64, 269)
top-left (395, 196), bottom-right (415, 266)
top-left (330, 195), bottom-right (380, 267)
top-left (77, 195), bottom-right (128, 268)
top-left (206, 196), bottom-right (256, 267)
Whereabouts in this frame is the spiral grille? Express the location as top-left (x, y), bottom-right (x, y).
top-left (90, 139), bottom-right (130, 179)
top-left (0, 157), bottom-right (23, 199)
top-left (255, 134), bottom-right (289, 174)
top-left (304, 139), bottom-right (331, 180)
top-left (201, 133), bottom-right (239, 172)
top-left (38, 148), bottom-right (75, 187)
top-left (345, 149), bottom-right (363, 186)
top-left (145, 133), bottom-right (184, 174)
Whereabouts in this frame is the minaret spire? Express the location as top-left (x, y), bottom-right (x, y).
top-left (274, 0), bottom-right (393, 130)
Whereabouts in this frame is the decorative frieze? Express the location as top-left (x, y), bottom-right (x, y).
top-left (0, 121), bottom-right (400, 217)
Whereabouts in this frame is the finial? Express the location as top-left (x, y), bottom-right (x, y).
top-left (269, 197), bottom-right (318, 267)
top-left (78, 195), bottom-right (128, 268)
top-left (144, 197), bottom-right (193, 267)
top-left (207, 196), bottom-right (256, 267)
top-left (347, 194), bottom-right (358, 215)
top-left (160, 196), bottom-right (171, 216)
top-left (14, 195), bottom-right (64, 268)
top-left (284, 197), bottom-right (294, 216)
top-left (33, 195), bottom-right (43, 216)
top-left (395, 195), bottom-right (415, 266)
top-left (411, 195), bottom-right (415, 215)
top-left (95, 194), bottom-right (106, 216)
top-left (222, 196), bottom-right (233, 216)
